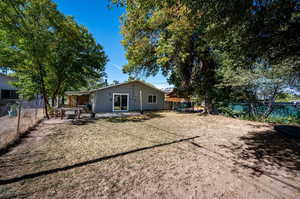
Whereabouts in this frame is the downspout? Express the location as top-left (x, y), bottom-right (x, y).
top-left (140, 90), bottom-right (143, 114)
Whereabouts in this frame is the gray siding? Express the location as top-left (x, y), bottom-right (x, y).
top-left (0, 75), bottom-right (18, 102)
top-left (92, 82), bottom-right (165, 113)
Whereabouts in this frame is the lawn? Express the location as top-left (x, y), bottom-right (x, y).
top-left (0, 112), bottom-right (299, 198)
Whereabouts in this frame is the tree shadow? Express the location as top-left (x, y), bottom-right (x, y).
top-left (0, 124), bottom-right (41, 156)
top-left (0, 136), bottom-right (198, 186)
top-left (106, 112), bottom-right (164, 123)
top-left (71, 118), bottom-right (96, 125)
top-left (220, 129), bottom-right (300, 177)
top-left (274, 125), bottom-right (300, 139)
top-left (247, 123), bottom-right (272, 129)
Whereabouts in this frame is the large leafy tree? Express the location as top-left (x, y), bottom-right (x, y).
top-left (113, 0), bottom-right (219, 113)
top-left (0, 0), bottom-right (107, 118)
top-left (45, 16), bottom-right (107, 106)
top-left (113, 0), bottom-right (299, 113)
top-left (0, 0), bottom-right (57, 118)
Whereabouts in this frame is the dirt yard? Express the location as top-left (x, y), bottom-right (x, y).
top-left (0, 109), bottom-right (44, 150)
top-left (0, 112), bottom-right (299, 198)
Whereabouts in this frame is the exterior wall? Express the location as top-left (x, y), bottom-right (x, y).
top-left (92, 82), bottom-right (165, 113)
top-left (0, 75), bottom-right (17, 90)
top-left (0, 75), bottom-right (18, 103)
top-left (67, 95), bottom-right (89, 107)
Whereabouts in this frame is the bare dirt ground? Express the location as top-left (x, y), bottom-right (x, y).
top-left (0, 109), bottom-right (43, 150)
top-left (0, 111), bottom-right (299, 198)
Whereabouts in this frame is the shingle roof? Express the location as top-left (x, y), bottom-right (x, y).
top-left (89, 80), bottom-right (166, 94)
top-left (65, 80), bottom-right (166, 96)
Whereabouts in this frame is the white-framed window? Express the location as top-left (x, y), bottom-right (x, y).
top-left (112, 93), bottom-right (129, 111)
top-left (148, 94), bottom-right (157, 104)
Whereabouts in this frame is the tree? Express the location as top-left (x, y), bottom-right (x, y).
top-left (45, 16), bottom-right (107, 106)
top-left (79, 77), bottom-right (107, 90)
top-left (112, 80), bottom-right (120, 85)
top-left (0, 0), bottom-right (60, 118)
top-left (112, 0), bottom-right (299, 114)
top-left (218, 59), bottom-right (295, 118)
top-left (0, 0), bottom-right (108, 117)
top-left (112, 0), bottom-right (219, 113)
top-left (128, 75), bottom-right (140, 81)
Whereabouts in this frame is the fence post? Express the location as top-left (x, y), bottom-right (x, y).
top-left (16, 102), bottom-right (21, 136)
top-left (35, 106), bottom-right (38, 121)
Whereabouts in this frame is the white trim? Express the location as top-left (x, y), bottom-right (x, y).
top-left (112, 93), bottom-right (129, 112)
top-left (140, 90), bottom-right (143, 112)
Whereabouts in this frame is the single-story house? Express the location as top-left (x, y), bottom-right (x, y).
top-left (66, 80), bottom-right (166, 113)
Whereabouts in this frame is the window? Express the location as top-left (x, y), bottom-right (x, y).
top-left (113, 93), bottom-right (129, 111)
top-left (148, 95), bottom-right (157, 104)
top-left (1, 89), bottom-right (18, 99)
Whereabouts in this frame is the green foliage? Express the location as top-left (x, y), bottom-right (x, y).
top-left (0, 0), bottom-right (108, 106)
top-left (218, 106), bottom-right (239, 118)
top-left (217, 103), bottom-right (300, 125)
top-left (264, 116), bottom-right (300, 125)
top-left (113, 0), bottom-right (299, 114)
top-left (276, 93), bottom-right (300, 102)
top-left (111, 80), bottom-right (120, 85)
top-left (114, 0), bottom-right (220, 113)
top-left (80, 77), bottom-right (107, 90)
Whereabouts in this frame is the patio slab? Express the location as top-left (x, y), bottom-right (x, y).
top-left (95, 112), bottom-right (141, 118)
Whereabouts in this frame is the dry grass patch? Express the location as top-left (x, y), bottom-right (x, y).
top-left (0, 112), bottom-right (299, 198)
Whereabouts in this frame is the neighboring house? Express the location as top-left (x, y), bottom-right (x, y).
top-left (165, 89), bottom-right (204, 112)
top-left (165, 89), bottom-right (191, 110)
top-left (0, 74), bottom-right (18, 116)
top-left (66, 80), bottom-right (165, 113)
top-left (0, 74), bottom-right (18, 104)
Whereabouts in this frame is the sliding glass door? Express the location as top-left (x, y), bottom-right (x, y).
top-left (113, 93), bottom-right (129, 111)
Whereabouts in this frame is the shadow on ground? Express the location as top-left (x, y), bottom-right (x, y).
top-left (247, 123), bottom-right (272, 129)
top-left (71, 118), bottom-right (96, 126)
top-left (106, 112), bottom-right (164, 123)
top-left (0, 136), bottom-right (198, 186)
top-left (220, 129), bottom-right (300, 177)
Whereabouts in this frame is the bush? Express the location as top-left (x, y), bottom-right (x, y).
top-left (264, 116), bottom-right (300, 125)
top-left (217, 103), bottom-right (300, 125)
top-left (218, 105), bottom-right (248, 118)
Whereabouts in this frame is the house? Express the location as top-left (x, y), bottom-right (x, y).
top-left (165, 89), bottom-right (204, 112)
top-left (0, 74), bottom-right (18, 104)
top-left (0, 74), bottom-right (19, 116)
top-left (165, 89), bottom-right (191, 110)
top-left (66, 80), bottom-right (165, 113)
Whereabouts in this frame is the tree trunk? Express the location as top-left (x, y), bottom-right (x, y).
top-left (262, 101), bottom-right (274, 119)
top-left (201, 51), bottom-right (217, 115)
top-left (38, 63), bottom-right (49, 119)
top-left (61, 95), bottom-right (65, 106)
top-left (51, 80), bottom-right (62, 108)
top-left (204, 90), bottom-right (214, 114)
top-left (51, 96), bottom-right (56, 108)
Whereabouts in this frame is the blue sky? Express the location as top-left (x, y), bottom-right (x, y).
top-left (53, 0), bottom-right (170, 89)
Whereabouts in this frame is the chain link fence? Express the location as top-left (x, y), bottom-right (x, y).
top-left (0, 100), bottom-right (44, 151)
